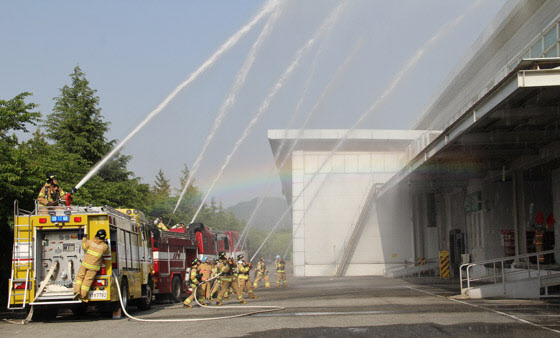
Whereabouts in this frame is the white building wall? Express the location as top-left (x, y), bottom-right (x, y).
top-left (292, 150), bottom-right (408, 276)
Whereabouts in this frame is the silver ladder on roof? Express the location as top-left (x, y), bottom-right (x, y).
top-left (335, 181), bottom-right (379, 277)
top-left (7, 200), bottom-right (34, 310)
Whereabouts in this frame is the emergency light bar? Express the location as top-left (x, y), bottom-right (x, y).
top-left (51, 215), bottom-right (70, 223)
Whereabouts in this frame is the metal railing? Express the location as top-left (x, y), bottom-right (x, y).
top-left (460, 250), bottom-right (558, 296)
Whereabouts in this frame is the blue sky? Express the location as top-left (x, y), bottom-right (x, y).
top-left (1, 0), bottom-right (506, 206)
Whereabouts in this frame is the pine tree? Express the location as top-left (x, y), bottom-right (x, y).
top-left (153, 169), bottom-right (171, 198)
top-left (46, 65), bottom-right (112, 163)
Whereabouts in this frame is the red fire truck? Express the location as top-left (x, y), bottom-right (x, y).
top-left (187, 223), bottom-right (245, 261)
top-left (151, 228), bottom-right (198, 302)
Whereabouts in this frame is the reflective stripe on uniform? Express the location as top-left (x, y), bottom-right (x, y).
top-left (87, 250), bottom-right (103, 258)
top-left (82, 261), bottom-right (100, 270)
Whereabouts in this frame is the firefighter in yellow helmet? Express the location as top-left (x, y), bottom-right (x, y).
top-left (154, 217), bottom-right (169, 231)
top-left (275, 255), bottom-right (287, 288)
top-left (237, 254), bottom-right (257, 299)
top-left (74, 229), bottom-right (109, 301)
top-left (37, 173), bottom-right (66, 207)
top-left (253, 257), bottom-right (270, 289)
top-left (183, 258), bottom-right (204, 308)
top-left (215, 252), bottom-right (246, 306)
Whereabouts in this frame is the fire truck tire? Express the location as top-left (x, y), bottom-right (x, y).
top-left (171, 276), bottom-right (182, 303)
top-left (138, 278), bottom-right (153, 311)
top-left (32, 305), bottom-right (58, 321)
top-left (120, 278), bottom-right (129, 310)
top-left (71, 302), bottom-right (88, 316)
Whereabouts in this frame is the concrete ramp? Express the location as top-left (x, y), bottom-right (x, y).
top-left (464, 270), bottom-right (560, 299)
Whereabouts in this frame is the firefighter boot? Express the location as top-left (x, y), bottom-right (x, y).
top-left (249, 292), bottom-right (257, 299)
top-left (239, 299), bottom-right (247, 304)
top-left (216, 300), bottom-right (222, 306)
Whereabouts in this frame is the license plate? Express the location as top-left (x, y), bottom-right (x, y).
top-left (88, 289), bottom-right (107, 300)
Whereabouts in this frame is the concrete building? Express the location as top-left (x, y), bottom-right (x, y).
top-left (269, 0), bottom-right (560, 279)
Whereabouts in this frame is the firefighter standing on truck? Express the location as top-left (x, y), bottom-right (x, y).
top-left (183, 258), bottom-right (204, 308)
top-left (275, 255), bottom-right (287, 288)
top-left (253, 257), bottom-right (270, 289)
top-left (74, 229), bottom-right (109, 301)
top-left (215, 252), bottom-right (246, 306)
top-left (37, 173), bottom-right (65, 207)
top-left (237, 255), bottom-right (257, 299)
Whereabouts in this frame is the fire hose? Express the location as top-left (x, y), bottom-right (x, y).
top-left (112, 271), bottom-right (285, 322)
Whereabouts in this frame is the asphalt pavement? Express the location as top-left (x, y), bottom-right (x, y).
top-left (2, 276), bottom-right (559, 337)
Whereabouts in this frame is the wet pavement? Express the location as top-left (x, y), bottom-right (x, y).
top-left (1, 276), bottom-right (559, 337)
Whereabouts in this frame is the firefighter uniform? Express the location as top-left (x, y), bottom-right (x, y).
top-left (74, 231), bottom-right (109, 301)
top-left (37, 174), bottom-right (65, 208)
top-left (238, 259), bottom-right (257, 299)
top-left (199, 259), bottom-right (212, 303)
top-left (253, 258), bottom-right (270, 288)
top-left (215, 254), bottom-right (245, 306)
top-left (183, 259), bottom-right (204, 307)
top-left (209, 261), bottom-right (219, 300)
top-left (275, 257), bottom-right (287, 288)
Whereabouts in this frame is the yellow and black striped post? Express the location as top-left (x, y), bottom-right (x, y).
top-left (417, 257), bottom-right (426, 266)
top-left (439, 250), bottom-right (450, 279)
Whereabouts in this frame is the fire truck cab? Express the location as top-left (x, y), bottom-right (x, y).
top-left (7, 201), bottom-right (153, 316)
top-left (152, 227), bottom-right (198, 302)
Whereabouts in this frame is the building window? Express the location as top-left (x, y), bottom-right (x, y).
top-left (545, 46), bottom-right (558, 58)
top-left (544, 25), bottom-right (558, 50)
top-left (531, 38), bottom-right (543, 57)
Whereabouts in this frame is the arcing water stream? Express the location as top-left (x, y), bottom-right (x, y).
top-left (238, 37), bottom-right (364, 251)
top-left (173, 3), bottom-right (282, 214)
top-left (74, 0), bottom-right (278, 191)
top-left (190, 1), bottom-right (349, 224)
top-left (250, 0), bottom-right (485, 260)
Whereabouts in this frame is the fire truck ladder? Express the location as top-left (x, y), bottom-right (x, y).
top-left (7, 201), bottom-right (34, 310)
top-left (335, 182), bottom-right (379, 277)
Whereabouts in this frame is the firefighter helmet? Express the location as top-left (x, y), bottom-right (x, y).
top-left (218, 252), bottom-right (227, 260)
top-left (260, 257), bottom-right (264, 261)
top-left (191, 258), bottom-right (200, 266)
top-left (276, 255), bottom-right (280, 259)
top-left (95, 229), bottom-right (107, 240)
top-left (237, 254), bottom-right (244, 261)
top-left (46, 173), bottom-right (57, 183)
top-left (202, 256), bottom-right (208, 263)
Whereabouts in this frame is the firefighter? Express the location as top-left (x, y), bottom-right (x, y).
top-left (73, 229), bottom-right (109, 301)
top-left (199, 256), bottom-right (212, 304)
top-left (37, 173), bottom-right (66, 207)
top-left (183, 258), bottom-right (204, 308)
top-left (275, 255), bottom-right (287, 288)
top-left (237, 255), bottom-right (257, 299)
top-left (154, 218), bottom-right (169, 231)
top-left (215, 252), bottom-right (246, 306)
top-left (209, 259), bottom-right (220, 301)
top-left (253, 257), bottom-right (270, 289)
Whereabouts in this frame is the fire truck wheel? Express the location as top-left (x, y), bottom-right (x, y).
top-left (32, 305), bottom-right (58, 321)
top-left (120, 278), bottom-right (129, 310)
top-left (171, 276), bottom-right (182, 303)
top-left (138, 278), bottom-right (153, 311)
top-left (71, 302), bottom-right (88, 316)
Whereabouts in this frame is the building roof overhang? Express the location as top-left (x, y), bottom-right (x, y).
top-left (379, 58), bottom-right (560, 195)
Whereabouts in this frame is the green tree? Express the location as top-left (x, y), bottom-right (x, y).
top-left (46, 65), bottom-right (112, 163)
top-left (153, 169), bottom-right (171, 198)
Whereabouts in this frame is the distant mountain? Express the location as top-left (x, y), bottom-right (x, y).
top-left (228, 197), bottom-right (292, 230)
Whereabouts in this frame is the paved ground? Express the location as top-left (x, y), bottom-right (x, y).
top-left (2, 276), bottom-right (559, 337)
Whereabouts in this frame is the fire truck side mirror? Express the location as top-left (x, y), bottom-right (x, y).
top-left (78, 228), bottom-right (84, 240)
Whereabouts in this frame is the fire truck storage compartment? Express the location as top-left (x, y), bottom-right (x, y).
top-left (37, 229), bottom-right (82, 298)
